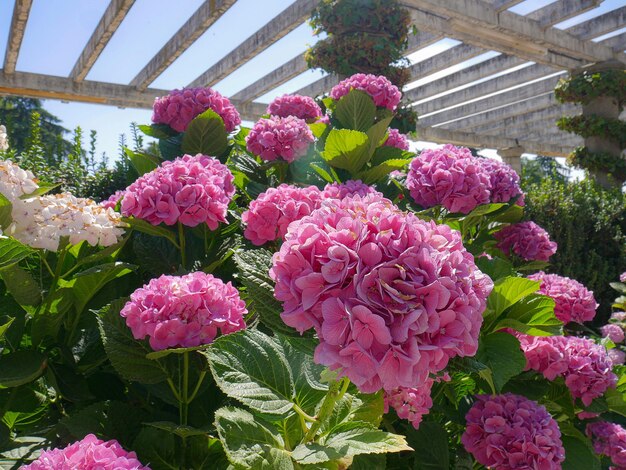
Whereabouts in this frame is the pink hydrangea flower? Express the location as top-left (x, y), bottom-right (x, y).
top-left (608, 348), bottom-right (626, 365)
top-left (242, 184), bottom-right (323, 246)
top-left (330, 73), bottom-right (401, 111)
top-left (120, 272), bottom-right (246, 351)
top-left (514, 333), bottom-right (617, 406)
top-left (270, 195), bottom-right (493, 392)
top-left (620, 272), bottom-right (626, 283)
top-left (152, 87), bottom-right (241, 133)
top-left (267, 94), bottom-right (323, 122)
top-left (476, 158), bottom-right (525, 205)
top-left (383, 128), bottom-right (410, 151)
top-left (22, 434), bottom-right (149, 470)
top-left (100, 190), bottom-right (125, 210)
top-left (527, 271), bottom-right (598, 324)
top-left (384, 378), bottom-right (434, 429)
top-left (321, 180), bottom-right (382, 200)
top-left (602, 324), bottom-right (625, 344)
top-left (587, 421), bottom-right (626, 468)
top-left (246, 116), bottom-right (314, 163)
top-left (462, 393), bottom-right (565, 470)
top-left (406, 145), bottom-right (491, 214)
top-left (494, 221), bottom-right (557, 261)
top-left (612, 311), bottom-right (626, 322)
top-left (121, 154), bottom-right (234, 229)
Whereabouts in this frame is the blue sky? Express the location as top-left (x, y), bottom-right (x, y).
top-left (0, 0), bottom-right (624, 162)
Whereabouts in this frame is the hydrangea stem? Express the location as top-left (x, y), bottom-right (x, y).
top-left (178, 222), bottom-right (187, 270)
top-left (304, 377), bottom-right (349, 442)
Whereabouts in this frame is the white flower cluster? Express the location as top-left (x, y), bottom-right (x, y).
top-left (0, 159), bottom-right (39, 201)
top-left (0, 125), bottom-right (8, 152)
top-left (8, 194), bottom-right (126, 251)
top-left (0, 159), bottom-right (125, 252)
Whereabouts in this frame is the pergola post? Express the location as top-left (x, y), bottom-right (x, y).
top-left (498, 145), bottom-right (525, 174)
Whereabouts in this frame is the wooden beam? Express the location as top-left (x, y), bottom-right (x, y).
top-left (130, 0), bottom-right (236, 90)
top-left (70, 0), bottom-right (135, 82)
top-left (471, 104), bottom-right (579, 135)
top-left (408, 43), bottom-right (486, 81)
top-left (602, 33), bottom-right (626, 53)
top-left (515, 130), bottom-right (582, 145)
top-left (231, 54), bottom-right (306, 103)
top-left (188, 0), bottom-right (317, 88)
top-left (3, 0), bottom-right (33, 74)
top-left (525, 0), bottom-right (600, 29)
top-left (567, 6), bottom-right (626, 41)
top-left (489, 0), bottom-right (524, 12)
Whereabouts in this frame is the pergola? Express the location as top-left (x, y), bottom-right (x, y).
top-left (1, 0), bottom-right (625, 169)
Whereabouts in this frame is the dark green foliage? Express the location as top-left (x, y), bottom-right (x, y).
top-left (557, 115), bottom-right (626, 147)
top-left (555, 69), bottom-right (626, 106)
top-left (523, 178), bottom-right (626, 322)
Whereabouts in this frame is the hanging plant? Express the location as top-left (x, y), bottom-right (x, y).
top-left (557, 115), bottom-right (626, 147)
top-left (567, 146), bottom-right (626, 182)
top-left (555, 69), bottom-right (626, 106)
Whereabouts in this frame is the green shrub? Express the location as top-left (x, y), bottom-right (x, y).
top-left (523, 178), bottom-right (626, 322)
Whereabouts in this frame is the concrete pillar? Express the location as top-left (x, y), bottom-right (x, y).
top-left (498, 145), bottom-right (525, 175)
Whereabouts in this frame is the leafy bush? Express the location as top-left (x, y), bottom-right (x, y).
top-left (523, 178), bottom-right (626, 323)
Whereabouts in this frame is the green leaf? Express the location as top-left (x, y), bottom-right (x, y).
top-left (0, 193), bottom-right (11, 230)
top-left (310, 163), bottom-right (335, 183)
top-left (475, 332), bottom-right (526, 392)
top-left (97, 300), bottom-right (168, 384)
top-left (516, 260), bottom-right (550, 272)
top-left (495, 294), bottom-right (562, 336)
top-left (0, 237), bottom-right (35, 269)
top-left (124, 217), bottom-right (179, 248)
top-left (0, 317), bottom-right (14, 341)
top-left (465, 203), bottom-right (507, 218)
top-left (309, 122), bottom-right (328, 138)
top-left (405, 421), bottom-right (449, 470)
top-left (493, 204), bottom-right (524, 223)
top-left (18, 182), bottom-right (61, 199)
top-left (366, 117), bottom-right (393, 154)
top-left (206, 329), bottom-right (295, 416)
top-left (610, 282), bottom-right (626, 294)
top-left (146, 421), bottom-right (210, 439)
top-left (0, 350), bottom-right (47, 388)
top-left (323, 129), bottom-right (370, 173)
top-left (475, 256), bottom-right (514, 281)
top-left (370, 146), bottom-right (412, 166)
top-left (334, 90), bottom-right (376, 132)
top-left (562, 436), bottom-right (600, 470)
top-left (182, 109), bottom-right (229, 157)
top-left (487, 276), bottom-right (540, 318)
top-left (124, 148), bottom-right (160, 176)
top-left (215, 407), bottom-right (293, 470)
top-left (145, 345), bottom-right (209, 360)
top-left (356, 158), bottom-right (411, 184)
top-left (133, 426), bottom-right (179, 470)
top-left (604, 387), bottom-right (626, 417)
top-left (0, 265), bottom-right (42, 307)
top-left (158, 133), bottom-right (184, 160)
top-left (138, 123), bottom-right (177, 139)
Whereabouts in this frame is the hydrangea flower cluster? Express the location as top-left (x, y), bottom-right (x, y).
top-left (601, 323), bottom-right (625, 343)
top-left (152, 87), bottom-right (241, 133)
top-left (384, 378), bottom-right (434, 429)
top-left (612, 311), bottom-right (626, 322)
top-left (246, 116), bottom-right (314, 163)
top-left (527, 271), bottom-right (598, 324)
top-left (122, 154), bottom-right (234, 229)
top-left (494, 221), bottom-right (557, 261)
top-left (242, 184), bottom-right (323, 246)
top-left (0, 124), bottom-right (8, 152)
top-left (100, 190), bottom-right (125, 210)
top-left (0, 159), bottom-right (38, 201)
top-left (608, 348), bottom-right (626, 365)
top-left (266, 94), bottom-right (323, 122)
top-left (406, 145), bottom-right (491, 214)
top-left (476, 157), bottom-right (525, 205)
top-left (330, 73), bottom-right (402, 111)
top-left (621, 271), bottom-right (626, 283)
top-left (321, 180), bottom-right (382, 200)
top-left (383, 128), bottom-right (410, 151)
top-left (120, 271), bottom-right (246, 351)
top-left (514, 333), bottom-right (617, 405)
top-left (586, 421), bottom-right (626, 468)
top-left (22, 434), bottom-right (149, 470)
top-left (271, 195), bottom-right (493, 392)
top-left (9, 194), bottom-right (124, 251)
top-left (462, 393), bottom-right (565, 470)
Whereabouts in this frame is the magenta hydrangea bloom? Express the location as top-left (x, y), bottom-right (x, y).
top-left (383, 128), bottom-right (410, 151)
top-left (152, 87), bottom-right (240, 133)
top-left (270, 195), bottom-right (493, 392)
top-left (462, 393), bottom-right (565, 470)
top-left (514, 333), bottom-right (617, 406)
top-left (246, 116), bottom-right (314, 163)
top-left (330, 73), bottom-right (401, 111)
top-left (608, 348), bottom-right (626, 365)
top-left (527, 271), bottom-right (598, 324)
top-left (406, 145), bottom-right (491, 214)
top-left (267, 94), bottom-right (323, 122)
top-left (477, 158), bottom-right (525, 205)
top-left (121, 154), bottom-right (234, 229)
top-left (321, 180), bottom-right (382, 200)
top-left (587, 421), bottom-right (626, 468)
top-left (242, 184), bottom-right (323, 246)
top-left (620, 272), bottom-right (626, 283)
top-left (602, 324), bottom-right (625, 344)
top-left (121, 272), bottom-right (246, 351)
top-left (23, 434), bottom-right (149, 470)
top-left (100, 190), bottom-right (125, 210)
top-left (494, 221), bottom-right (557, 261)
top-left (384, 377), bottom-right (434, 429)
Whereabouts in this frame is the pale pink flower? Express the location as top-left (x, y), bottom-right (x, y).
top-left (321, 180), bottom-right (382, 200)
top-left (383, 128), bottom-right (410, 151)
top-left (267, 94), bottom-right (323, 121)
top-left (608, 348), bottom-right (626, 365)
top-left (602, 324), bottom-right (625, 344)
top-left (612, 311), bottom-right (626, 322)
top-left (246, 116), bottom-right (314, 163)
top-left (330, 73), bottom-right (402, 111)
top-left (384, 378), bottom-right (434, 429)
top-left (494, 221), bottom-right (557, 261)
top-left (100, 190), bottom-right (125, 210)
